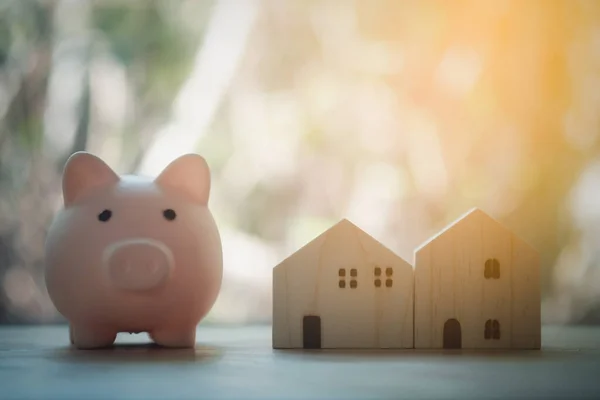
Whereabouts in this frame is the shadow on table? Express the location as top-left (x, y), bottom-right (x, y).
top-left (273, 347), bottom-right (583, 362)
top-left (47, 342), bottom-right (225, 364)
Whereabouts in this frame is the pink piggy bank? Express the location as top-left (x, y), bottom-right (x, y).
top-left (44, 152), bottom-right (223, 349)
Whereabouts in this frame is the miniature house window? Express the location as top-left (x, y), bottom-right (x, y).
top-left (484, 259), bottom-right (500, 279)
top-left (374, 266), bottom-right (393, 288)
top-left (484, 319), bottom-right (501, 340)
top-left (339, 268), bottom-right (357, 288)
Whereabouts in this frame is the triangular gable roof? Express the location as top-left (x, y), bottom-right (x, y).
top-left (414, 207), bottom-right (537, 255)
top-left (274, 218), bottom-right (410, 271)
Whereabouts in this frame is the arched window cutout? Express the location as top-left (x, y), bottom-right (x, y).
top-left (374, 267), bottom-right (381, 276)
top-left (338, 268), bottom-right (345, 277)
top-left (484, 259), bottom-right (492, 279)
top-left (484, 259), bottom-right (501, 279)
top-left (350, 279), bottom-right (357, 289)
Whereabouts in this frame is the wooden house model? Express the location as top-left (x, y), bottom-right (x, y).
top-left (414, 208), bottom-right (540, 349)
top-left (272, 219), bottom-right (414, 349)
top-left (272, 209), bottom-right (540, 350)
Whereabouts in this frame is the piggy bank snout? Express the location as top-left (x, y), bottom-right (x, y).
top-left (104, 239), bottom-right (174, 291)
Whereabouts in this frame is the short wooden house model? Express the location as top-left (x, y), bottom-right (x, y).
top-left (272, 219), bottom-right (414, 349)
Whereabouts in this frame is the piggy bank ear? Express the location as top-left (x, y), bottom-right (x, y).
top-left (62, 152), bottom-right (120, 206)
top-left (154, 154), bottom-right (211, 205)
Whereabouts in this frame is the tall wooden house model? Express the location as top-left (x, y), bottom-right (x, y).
top-left (272, 208), bottom-right (541, 350)
top-left (414, 208), bottom-right (540, 349)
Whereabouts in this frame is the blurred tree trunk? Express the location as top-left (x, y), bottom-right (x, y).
top-left (0, 0), bottom-right (55, 323)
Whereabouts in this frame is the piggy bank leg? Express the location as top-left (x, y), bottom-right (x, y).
top-left (71, 324), bottom-right (117, 349)
top-left (150, 327), bottom-right (196, 348)
top-left (69, 325), bottom-right (74, 344)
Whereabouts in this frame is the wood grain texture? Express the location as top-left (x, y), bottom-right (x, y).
top-left (414, 208), bottom-right (540, 349)
top-left (0, 325), bottom-right (598, 400)
top-left (273, 219), bottom-right (413, 349)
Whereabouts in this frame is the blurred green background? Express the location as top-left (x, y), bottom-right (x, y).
top-left (0, 0), bottom-right (598, 325)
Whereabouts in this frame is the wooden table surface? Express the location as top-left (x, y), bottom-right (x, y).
top-left (1, 324), bottom-right (600, 399)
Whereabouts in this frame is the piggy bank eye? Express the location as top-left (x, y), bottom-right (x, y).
top-left (98, 209), bottom-right (112, 222)
top-left (163, 209), bottom-right (177, 221)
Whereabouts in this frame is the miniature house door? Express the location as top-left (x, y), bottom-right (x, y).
top-left (303, 315), bottom-right (321, 349)
top-left (443, 319), bottom-right (461, 349)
